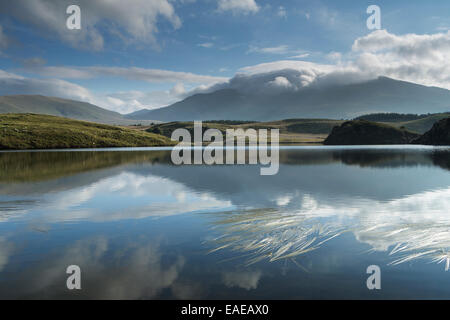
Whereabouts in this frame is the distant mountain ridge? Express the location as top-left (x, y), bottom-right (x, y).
top-left (126, 77), bottom-right (450, 122)
top-left (0, 95), bottom-right (127, 124)
top-left (354, 113), bottom-right (435, 122)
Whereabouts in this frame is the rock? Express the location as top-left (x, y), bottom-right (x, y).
top-left (324, 120), bottom-right (420, 145)
top-left (413, 117), bottom-right (450, 146)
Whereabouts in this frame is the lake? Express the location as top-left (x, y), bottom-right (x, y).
top-left (0, 146), bottom-right (450, 299)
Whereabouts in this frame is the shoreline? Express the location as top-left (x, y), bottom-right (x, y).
top-left (1, 144), bottom-right (448, 153)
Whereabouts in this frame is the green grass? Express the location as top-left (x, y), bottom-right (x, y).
top-left (324, 120), bottom-right (421, 145)
top-left (147, 119), bottom-right (343, 145)
top-left (0, 113), bottom-right (175, 150)
top-left (148, 119), bottom-right (342, 135)
top-left (2, 113), bottom-right (446, 150)
top-left (390, 113), bottom-right (450, 134)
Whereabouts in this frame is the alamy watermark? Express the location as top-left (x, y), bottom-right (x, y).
top-left (366, 265), bottom-right (381, 290)
top-left (367, 5), bottom-right (381, 30)
top-left (66, 5), bottom-right (81, 30)
top-left (170, 121), bottom-right (280, 176)
top-left (66, 265), bottom-right (81, 290)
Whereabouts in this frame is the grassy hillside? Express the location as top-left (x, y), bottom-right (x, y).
top-left (413, 117), bottom-right (450, 145)
top-left (146, 119), bottom-right (343, 145)
top-left (0, 95), bottom-right (130, 124)
top-left (0, 95), bottom-right (161, 125)
top-left (0, 114), bottom-right (175, 150)
top-left (391, 113), bottom-right (450, 134)
top-left (148, 119), bottom-right (343, 137)
top-left (324, 120), bottom-right (420, 145)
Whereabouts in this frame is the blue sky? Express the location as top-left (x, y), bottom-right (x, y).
top-left (0, 0), bottom-right (449, 113)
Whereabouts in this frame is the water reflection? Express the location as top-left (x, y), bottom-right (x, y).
top-left (0, 237), bottom-right (13, 273)
top-left (0, 236), bottom-right (187, 299)
top-left (0, 150), bottom-right (172, 183)
top-left (206, 187), bottom-right (450, 269)
top-left (222, 270), bottom-right (263, 290)
top-left (0, 171), bottom-right (233, 223)
top-left (0, 147), bottom-right (449, 298)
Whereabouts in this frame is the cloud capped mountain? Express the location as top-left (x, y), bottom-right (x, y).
top-left (126, 75), bottom-right (450, 121)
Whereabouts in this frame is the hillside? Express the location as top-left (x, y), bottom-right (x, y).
top-left (0, 95), bottom-right (147, 125)
top-left (413, 117), bottom-right (450, 145)
top-left (0, 114), bottom-right (174, 150)
top-left (126, 77), bottom-right (450, 121)
top-left (324, 120), bottom-right (420, 145)
top-left (391, 113), bottom-right (450, 134)
top-left (147, 119), bottom-right (343, 145)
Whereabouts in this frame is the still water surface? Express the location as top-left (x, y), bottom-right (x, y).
top-left (0, 146), bottom-right (450, 299)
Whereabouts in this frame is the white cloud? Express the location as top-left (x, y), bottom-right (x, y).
top-left (0, 0), bottom-right (181, 50)
top-left (352, 29), bottom-right (450, 55)
top-left (198, 42), bottom-right (214, 48)
top-left (187, 61), bottom-right (364, 97)
top-left (288, 53), bottom-right (310, 59)
top-left (239, 60), bottom-right (337, 78)
top-left (14, 65), bottom-right (227, 112)
top-left (248, 45), bottom-right (290, 55)
top-left (104, 87), bottom-right (188, 113)
top-left (326, 51), bottom-right (342, 61)
top-left (277, 6), bottom-right (287, 18)
top-left (437, 26), bottom-right (449, 32)
top-left (11, 65), bottom-right (227, 113)
top-left (351, 29), bottom-right (450, 88)
top-left (248, 45), bottom-right (311, 60)
top-left (24, 66), bottom-right (227, 84)
top-left (217, 0), bottom-right (259, 15)
top-left (0, 66), bottom-right (227, 113)
top-left (170, 83), bottom-right (186, 96)
top-left (267, 76), bottom-right (293, 89)
top-left (0, 69), bottom-right (94, 102)
top-left (209, 30), bottom-right (450, 95)
top-left (4, 29), bottom-right (450, 113)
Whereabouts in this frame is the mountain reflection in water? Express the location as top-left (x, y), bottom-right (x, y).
top-left (0, 146), bottom-right (450, 299)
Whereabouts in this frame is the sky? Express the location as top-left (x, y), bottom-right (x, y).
top-left (0, 0), bottom-right (449, 114)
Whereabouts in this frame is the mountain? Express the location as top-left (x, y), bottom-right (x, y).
top-left (126, 77), bottom-right (450, 122)
top-left (0, 95), bottom-right (127, 124)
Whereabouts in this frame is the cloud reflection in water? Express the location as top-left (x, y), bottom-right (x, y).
top-left (207, 187), bottom-right (450, 270)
